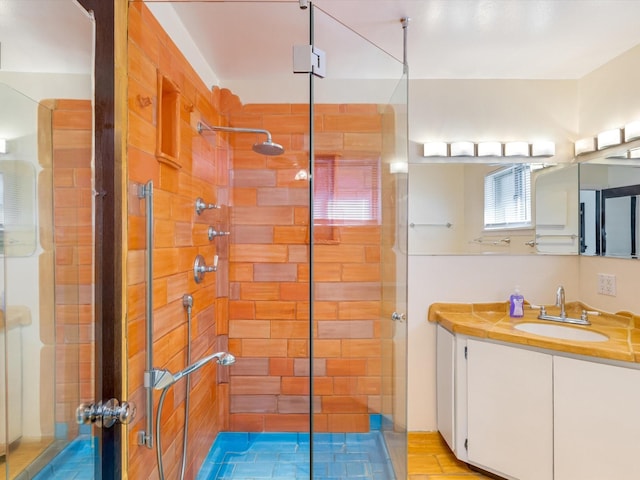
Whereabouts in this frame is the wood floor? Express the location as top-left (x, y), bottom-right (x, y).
top-left (408, 432), bottom-right (494, 479)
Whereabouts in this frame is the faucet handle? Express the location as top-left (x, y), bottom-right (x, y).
top-left (581, 310), bottom-right (589, 322)
top-left (539, 305), bottom-right (547, 316)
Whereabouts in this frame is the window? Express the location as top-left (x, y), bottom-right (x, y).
top-left (484, 164), bottom-right (531, 229)
top-left (313, 155), bottom-right (380, 225)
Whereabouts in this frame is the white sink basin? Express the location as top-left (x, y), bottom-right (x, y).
top-left (514, 322), bottom-right (608, 342)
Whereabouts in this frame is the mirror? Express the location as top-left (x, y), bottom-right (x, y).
top-left (579, 151), bottom-right (640, 258)
top-left (408, 162), bottom-right (579, 255)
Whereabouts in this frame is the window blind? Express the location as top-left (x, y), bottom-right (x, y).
top-left (484, 164), bottom-right (531, 229)
top-left (314, 156), bottom-right (380, 224)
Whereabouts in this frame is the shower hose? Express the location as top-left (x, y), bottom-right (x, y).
top-left (156, 295), bottom-right (193, 480)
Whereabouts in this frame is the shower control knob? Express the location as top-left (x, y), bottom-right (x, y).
top-left (208, 226), bottom-right (230, 241)
top-left (194, 254), bottom-right (218, 283)
top-left (195, 197), bottom-right (221, 215)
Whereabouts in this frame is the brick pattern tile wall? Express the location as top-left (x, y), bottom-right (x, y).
top-left (127, 4), bottom-right (232, 479)
top-left (228, 104), bottom-right (385, 433)
top-left (45, 99), bottom-right (94, 441)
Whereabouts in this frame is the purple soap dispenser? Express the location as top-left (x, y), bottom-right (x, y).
top-left (509, 286), bottom-right (525, 318)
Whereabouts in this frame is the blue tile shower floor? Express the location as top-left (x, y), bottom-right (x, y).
top-left (196, 431), bottom-right (396, 480)
top-left (32, 434), bottom-right (95, 480)
top-left (30, 429), bottom-right (395, 480)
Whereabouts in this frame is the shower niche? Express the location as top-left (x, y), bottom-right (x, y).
top-left (155, 71), bottom-right (181, 168)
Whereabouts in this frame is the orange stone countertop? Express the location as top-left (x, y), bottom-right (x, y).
top-left (428, 301), bottom-right (640, 363)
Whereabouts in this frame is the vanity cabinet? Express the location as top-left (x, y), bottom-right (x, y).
top-left (436, 328), bottom-right (640, 480)
top-left (554, 356), bottom-right (640, 480)
top-left (466, 339), bottom-right (553, 480)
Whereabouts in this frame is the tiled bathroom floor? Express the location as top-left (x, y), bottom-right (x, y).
top-left (197, 432), bottom-right (396, 480)
top-left (31, 435), bottom-right (95, 480)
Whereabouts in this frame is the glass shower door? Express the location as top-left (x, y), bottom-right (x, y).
top-left (311, 5), bottom-right (408, 478)
top-left (0, 1), bottom-right (103, 478)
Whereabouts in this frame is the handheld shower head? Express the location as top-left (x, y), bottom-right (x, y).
top-left (152, 351), bottom-right (236, 390)
top-left (197, 121), bottom-right (285, 156)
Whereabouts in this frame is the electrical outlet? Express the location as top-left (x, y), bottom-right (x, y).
top-left (597, 273), bottom-right (617, 296)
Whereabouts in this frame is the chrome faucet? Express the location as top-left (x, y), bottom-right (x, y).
top-left (555, 285), bottom-right (566, 318)
top-left (537, 285), bottom-right (590, 326)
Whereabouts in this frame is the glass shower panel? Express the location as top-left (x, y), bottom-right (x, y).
top-left (311, 5), bottom-right (408, 479)
top-left (0, 82), bottom-right (93, 479)
top-left (140, 2), bottom-right (313, 479)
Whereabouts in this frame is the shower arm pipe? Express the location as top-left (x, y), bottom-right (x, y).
top-left (137, 180), bottom-right (154, 449)
top-left (197, 120), bottom-right (274, 144)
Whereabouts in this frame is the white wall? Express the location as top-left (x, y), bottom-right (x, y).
top-left (576, 43), bottom-right (640, 314)
top-left (0, 72), bottom-right (91, 103)
top-left (577, 43), bottom-right (640, 136)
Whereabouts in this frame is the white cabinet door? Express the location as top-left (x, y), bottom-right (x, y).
top-left (467, 339), bottom-right (553, 480)
top-left (554, 356), bottom-right (640, 480)
top-left (436, 325), bottom-right (455, 451)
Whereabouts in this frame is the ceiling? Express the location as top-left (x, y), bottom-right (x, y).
top-left (3, 0), bottom-right (640, 83)
top-left (0, 0), bottom-right (93, 74)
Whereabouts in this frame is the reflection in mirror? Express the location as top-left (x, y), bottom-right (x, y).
top-left (534, 164), bottom-right (579, 254)
top-left (580, 160), bottom-right (640, 258)
top-left (408, 162), bottom-right (579, 255)
top-left (0, 161), bottom-right (37, 257)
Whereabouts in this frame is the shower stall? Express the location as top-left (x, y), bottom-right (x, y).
top-left (134, 2), bottom-right (408, 478)
top-left (2, 1), bottom-right (407, 478)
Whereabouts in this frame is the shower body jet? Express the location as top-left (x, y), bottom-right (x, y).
top-left (197, 121), bottom-right (285, 156)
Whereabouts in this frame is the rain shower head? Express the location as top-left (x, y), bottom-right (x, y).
top-left (197, 121), bottom-right (285, 156)
top-left (253, 140), bottom-right (285, 156)
top-left (152, 351), bottom-right (236, 390)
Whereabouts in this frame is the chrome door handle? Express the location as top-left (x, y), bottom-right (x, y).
top-left (76, 399), bottom-right (136, 428)
top-left (391, 312), bottom-right (406, 322)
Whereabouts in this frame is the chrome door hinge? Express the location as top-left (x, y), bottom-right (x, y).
top-left (465, 438), bottom-right (468, 450)
top-left (293, 45), bottom-right (326, 78)
top-left (464, 346), bottom-right (468, 359)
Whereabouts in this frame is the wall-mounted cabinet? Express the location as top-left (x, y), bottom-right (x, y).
top-left (156, 71), bottom-right (181, 168)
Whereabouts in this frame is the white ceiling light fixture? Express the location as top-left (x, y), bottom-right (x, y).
top-left (597, 128), bottom-right (622, 150)
top-left (531, 141), bottom-right (556, 157)
top-left (574, 137), bottom-right (596, 156)
top-left (423, 142), bottom-right (448, 157)
top-left (477, 142), bottom-right (502, 157)
top-left (450, 141), bottom-right (475, 157)
top-left (390, 161), bottom-right (408, 174)
top-left (504, 142), bottom-right (530, 157)
top-left (624, 121), bottom-right (640, 142)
